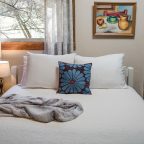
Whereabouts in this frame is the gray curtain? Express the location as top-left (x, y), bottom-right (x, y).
top-left (44, 0), bottom-right (74, 55)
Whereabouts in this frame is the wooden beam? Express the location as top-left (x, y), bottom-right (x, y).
top-left (1, 41), bottom-right (44, 50)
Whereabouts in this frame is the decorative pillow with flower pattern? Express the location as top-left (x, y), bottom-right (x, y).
top-left (57, 62), bottom-right (92, 94)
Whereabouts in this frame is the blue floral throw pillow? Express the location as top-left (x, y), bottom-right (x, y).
top-left (58, 62), bottom-right (92, 94)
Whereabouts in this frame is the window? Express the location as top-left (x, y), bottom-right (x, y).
top-left (0, 0), bottom-right (44, 39)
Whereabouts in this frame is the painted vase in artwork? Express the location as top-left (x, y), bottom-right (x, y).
top-left (118, 15), bottom-right (129, 30)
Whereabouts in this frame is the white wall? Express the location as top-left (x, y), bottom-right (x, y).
top-left (75, 0), bottom-right (144, 95)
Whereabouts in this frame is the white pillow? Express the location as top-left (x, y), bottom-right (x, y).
top-left (75, 54), bottom-right (127, 89)
top-left (21, 53), bottom-right (76, 88)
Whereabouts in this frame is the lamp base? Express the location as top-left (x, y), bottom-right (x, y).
top-left (0, 78), bottom-right (3, 95)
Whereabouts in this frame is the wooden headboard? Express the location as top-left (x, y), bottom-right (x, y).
top-left (1, 41), bottom-right (44, 50)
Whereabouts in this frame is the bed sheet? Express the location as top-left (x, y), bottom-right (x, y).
top-left (0, 86), bottom-right (144, 144)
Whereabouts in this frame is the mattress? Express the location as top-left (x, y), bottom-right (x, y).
top-left (0, 85), bottom-right (144, 144)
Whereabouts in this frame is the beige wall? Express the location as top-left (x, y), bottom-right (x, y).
top-left (2, 50), bottom-right (43, 66)
top-left (75, 0), bottom-right (144, 95)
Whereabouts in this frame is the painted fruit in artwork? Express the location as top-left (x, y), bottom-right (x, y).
top-left (118, 15), bottom-right (129, 30)
top-left (97, 18), bottom-right (104, 26)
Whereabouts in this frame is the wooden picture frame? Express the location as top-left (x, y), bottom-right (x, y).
top-left (93, 2), bottom-right (136, 38)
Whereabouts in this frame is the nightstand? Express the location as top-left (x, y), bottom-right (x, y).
top-left (0, 90), bottom-right (2, 97)
top-left (0, 78), bottom-right (3, 95)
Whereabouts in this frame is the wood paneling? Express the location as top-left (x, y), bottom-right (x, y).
top-left (1, 41), bottom-right (44, 50)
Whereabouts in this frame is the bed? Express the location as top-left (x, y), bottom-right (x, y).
top-left (1, 85), bottom-right (144, 144)
top-left (0, 53), bottom-right (144, 144)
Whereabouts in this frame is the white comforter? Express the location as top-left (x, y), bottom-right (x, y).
top-left (1, 85), bottom-right (144, 144)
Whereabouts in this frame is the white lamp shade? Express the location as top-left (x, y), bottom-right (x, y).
top-left (0, 61), bottom-right (10, 78)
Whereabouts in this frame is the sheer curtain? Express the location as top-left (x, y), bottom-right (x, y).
top-left (44, 0), bottom-right (74, 55)
top-left (0, 42), bottom-right (2, 59)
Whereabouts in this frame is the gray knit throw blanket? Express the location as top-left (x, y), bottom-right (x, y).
top-left (0, 94), bottom-right (83, 123)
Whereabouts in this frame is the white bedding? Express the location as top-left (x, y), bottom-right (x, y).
top-left (1, 85), bottom-right (144, 144)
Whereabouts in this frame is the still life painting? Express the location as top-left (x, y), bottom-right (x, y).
top-left (93, 2), bottom-right (136, 38)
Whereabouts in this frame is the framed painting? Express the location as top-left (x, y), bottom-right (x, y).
top-left (93, 2), bottom-right (136, 38)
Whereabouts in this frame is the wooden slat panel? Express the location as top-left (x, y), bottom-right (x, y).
top-left (1, 41), bottom-right (44, 50)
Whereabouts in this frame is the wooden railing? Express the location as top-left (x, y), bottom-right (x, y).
top-left (1, 41), bottom-right (44, 50)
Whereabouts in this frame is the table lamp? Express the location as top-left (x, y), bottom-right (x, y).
top-left (0, 61), bottom-right (10, 94)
